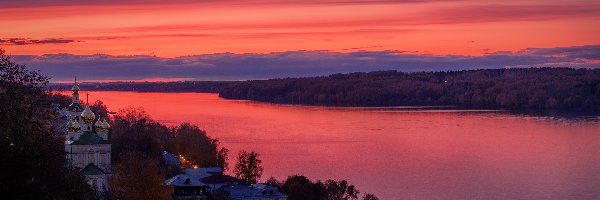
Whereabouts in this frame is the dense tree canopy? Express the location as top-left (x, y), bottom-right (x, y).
top-left (362, 193), bottom-right (379, 200)
top-left (233, 150), bottom-right (264, 183)
top-left (170, 123), bottom-right (229, 170)
top-left (0, 49), bottom-right (95, 199)
top-left (280, 175), bottom-right (325, 200)
top-left (108, 151), bottom-right (172, 200)
top-left (108, 108), bottom-right (229, 173)
top-left (219, 68), bottom-right (600, 111)
top-left (270, 175), bottom-right (368, 200)
top-left (110, 108), bottom-right (171, 165)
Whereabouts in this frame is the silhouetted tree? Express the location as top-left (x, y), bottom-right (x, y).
top-left (363, 193), bottom-right (379, 200)
top-left (233, 150), bottom-right (264, 183)
top-left (278, 175), bottom-right (364, 200)
top-left (323, 179), bottom-right (359, 200)
top-left (50, 92), bottom-right (71, 107)
top-left (216, 147), bottom-right (229, 171)
top-left (108, 151), bottom-right (172, 200)
top-left (280, 175), bottom-right (323, 200)
top-left (0, 49), bottom-right (95, 199)
top-left (90, 100), bottom-right (110, 122)
top-left (265, 176), bottom-right (282, 188)
top-left (170, 123), bottom-right (229, 168)
top-left (111, 108), bottom-right (167, 164)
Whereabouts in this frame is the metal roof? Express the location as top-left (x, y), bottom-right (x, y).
top-left (81, 163), bottom-right (106, 175)
top-left (71, 131), bottom-right (110, 145)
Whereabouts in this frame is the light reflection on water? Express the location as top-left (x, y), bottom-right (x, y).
top-left (76, 91), bottom-right (600, 200)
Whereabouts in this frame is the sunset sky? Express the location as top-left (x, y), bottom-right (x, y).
top-left (2, 0), bottom-right (600, 81)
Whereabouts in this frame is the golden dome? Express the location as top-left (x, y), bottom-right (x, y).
top-left (81, 106), bottom-right (96, 124)
top-left (71, 83), bottom-right (80, 92)
top-left (102, 119), bottom-right (110, 130)
top-left (67, 118), bottom-right (81, 132)
top-left (94, 119), bottom-right (104, 130)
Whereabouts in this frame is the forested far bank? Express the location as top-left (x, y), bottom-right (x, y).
top-left (49, 81), bottom-right (233, 93)
top-left (218, 68), bottom-right (600, 111)
top-left (47, 68), bottom-right (600, 112)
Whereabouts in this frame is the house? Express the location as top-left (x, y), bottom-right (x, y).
top-left (165, 167), bottom-right (227, 200)
top-left (166, 168), bottom-right (286, 200)
top-left (225, 184), bottom-right (286, 200)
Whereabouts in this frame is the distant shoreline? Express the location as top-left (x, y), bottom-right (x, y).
top-left (48, 81), bottom-right (231, 93)
top-left (55, 90), bottom-right (600, 120)
top-left (49, 68), bottom-right (600, 114)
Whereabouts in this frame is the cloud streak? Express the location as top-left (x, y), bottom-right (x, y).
top-left (11, 45), bottom-right (600, 82)
top-left (2, 0), bottom-right (599, 57)
top-left (1, 0), bottom-right (463, 8)
top-left (0, 38), bottom-right (78, 45)
top-left (425, 4), bottom-right (600, 25)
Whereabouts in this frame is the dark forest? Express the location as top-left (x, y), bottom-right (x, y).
top-left (218, 68), bottom-right (600, 111)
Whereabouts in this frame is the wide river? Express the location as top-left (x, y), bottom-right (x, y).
top-left (82, 91), bottom-right (599, 200)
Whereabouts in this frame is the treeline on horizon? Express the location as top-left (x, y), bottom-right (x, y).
top-left (49, 81), bottom-right (231, 93)
top-left (218, 68), bottom-right (600, 111)
top-left (47, 68), bottom-right (600, 111)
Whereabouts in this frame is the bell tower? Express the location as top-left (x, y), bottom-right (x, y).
top-left (68, 77), bottom-right (84, 114)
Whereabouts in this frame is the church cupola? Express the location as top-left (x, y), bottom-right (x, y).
top-left (94, 119), bottom-right (104, 130)
top-left (96, 118), bottom-right (110, 140)
top-left (102, 119), bottom-right (110, 130)
top-left (67, 118), bottom-right (81, 132)
top-left (81, 106), bottom-right (96, 124)
top-left (81, 106), bottom-right (96, 131)
top-left (66, 116), bottom-right (83, 140)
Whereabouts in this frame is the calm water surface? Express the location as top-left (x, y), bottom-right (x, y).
top-left (82, 91), bottom-right (600, 200)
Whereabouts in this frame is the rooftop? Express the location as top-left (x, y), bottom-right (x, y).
top-left (185, 167), bottom-right (222, 179)
top-left (166, 167), bottom-right (234, 187)
top-left (71, 131), bottom-right (110, 145)
top-left (165, 174), bottom-right (206, 187)
top-left (201, 174), bottom-right (244, 184)
top-left (81, 163), bottom-right (106, 175)
top-left (226, 184), bottom-right (286, 199)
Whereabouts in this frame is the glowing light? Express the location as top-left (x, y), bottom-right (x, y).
top-left (178, 154), bottom-right (198, 169)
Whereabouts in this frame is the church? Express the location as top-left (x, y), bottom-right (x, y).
top-left (63, 78), bottom-right (112, 194)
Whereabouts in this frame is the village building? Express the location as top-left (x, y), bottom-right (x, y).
top-left (166, 168), bottom-right (286, 200)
